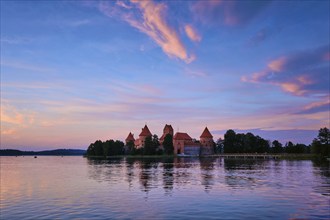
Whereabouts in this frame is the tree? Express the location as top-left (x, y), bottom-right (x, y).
top-left (92, 140), bottom-right (103, 156)
top-left (143, 136), bottom-right (155, 155)
top-left (215, 138), bottom-right (224, 154)
top-left (114, 140), bottom-right (125, 155)
top-left (312, 127), bottom-right (330, 157)
top-left (318, 127), bottom-right (329, 145)
top-left (86, 139), bottom-right (124, 157)
top-left (224, 129), bottom-right (236, 153)
top-left (126, 141), bottom-right (135, 155)
top-left (163, 134), bottom-right (174, 155)
top-left (285, 141), bottom-right (294, 153)
top-left (272, 140), bottom-right (283, 153)
top-left (152, 134), bottom-right (160, 148)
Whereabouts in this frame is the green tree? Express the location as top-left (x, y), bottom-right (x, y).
top-left (143, 136), bottom-right (155, 155)
top-left (152, 134), bottom-right (160, 148)
top-left (272, 140), bottom-right (283, 153)
top-left (92, 140), bottom-right (103, 156)
top-left (318, 127), bottom-right (329, 145)
top-left (312, 127), bottom-right (330, 157)
top-left (87, 143), bottom-right (96, 156)
top-left (126, 141), bottom-right (135, 155)
top-left (285, 141), bottom-right (294, 153)
top-left (224, 129), bottom-right (237, 153)
top-left (163, 134), bottom-right (174, 155)
top-left (102, 140), bottom-right (112, 156)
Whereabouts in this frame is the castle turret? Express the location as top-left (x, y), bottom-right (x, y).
top-left (125, 132), bottom-right (135, 145)
top-left (159, 124), bottom-right (174, 145)
top-left (136, 125), bottom-right (152, 148)
top-left (200, 127), bottom-right (214, 155)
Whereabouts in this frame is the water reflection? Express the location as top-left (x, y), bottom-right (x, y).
top-left (162, 158), bottom-right (174, 194)
top-left (312, 159), bottom-right (330, 196)
top-left (138, 159), bottom-right (160, 193)
top-left (199, 158), bottom-right (216, 192)
top-left (2, 156), bottom-right (329, 219)
top-left (86, 157), bottom-right (330, 197)
top-left (223, 159), bottom-right (267, 189)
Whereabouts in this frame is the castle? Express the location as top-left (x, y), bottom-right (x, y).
top-left (125, 124), bottom-right (214, 155)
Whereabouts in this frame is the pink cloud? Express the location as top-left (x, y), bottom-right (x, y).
top-left (1, 128), bottom-right (16, 135)
top-left (242, 45), bottom-right (329, 97)
top-left (267, 57), bottom-right (286, 72)
top-left (296, 99), bottom-right (330, 115)
top-left (1, 105), bottom-right (24, 125)
top-left (98, 1), bottom-right (195, 63)
top-left (184, 24), bottom-right (201, 42)
top-left (116, 0), bottom-right (131, 9)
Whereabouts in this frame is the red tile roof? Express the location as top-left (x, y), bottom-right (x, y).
top-left (125, 132), bottom-right (135, 142)
top-left (139, 125), bottom-right (152, 137)
top-left (200, 127), bottom-right (213, 138)
top-left (159, 133), bottom-right (165, 141)
top-left (173, 132), bottom-right (192, 141)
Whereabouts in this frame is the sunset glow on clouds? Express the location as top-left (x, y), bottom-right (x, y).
top-left (1, 0), bottom-right (329, 150)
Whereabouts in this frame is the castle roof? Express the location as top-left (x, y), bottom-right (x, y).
top-left (125, 132), bottom-right (135, 142)
top-left (164, 124), bottom-right (173, 130)
top-left (139, 125), bottom-right (152, 137)
top-left (173, 132), bottom-right (192, 141)
top-left (159, 133), bottom-right (166, 141)
top-left (200, 127), bottom-right (213, 138)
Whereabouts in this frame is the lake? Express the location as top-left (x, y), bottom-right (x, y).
top-left (1, 156), bottom-right (329, 219)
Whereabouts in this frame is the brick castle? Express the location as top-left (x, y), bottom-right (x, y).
top-left (125, 124), bottom-right (214, 155)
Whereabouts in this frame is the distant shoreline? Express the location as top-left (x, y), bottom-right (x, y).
top-left (0, 149), bottom-right (86, 156)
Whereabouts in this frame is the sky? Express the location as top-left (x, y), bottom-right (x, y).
top-left (1, 0), bottom-right (329, 150)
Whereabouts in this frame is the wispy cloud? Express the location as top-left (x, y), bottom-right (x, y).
top-left (0, 36), bottom-right (32, 44)
top-left (1, 105), bottom-right (24, 125)
top-left (296, 99), bottom-right (330, 114)
top-left (116, 0), bottom-right (131, 9)
top-left (184, 69), bottom-right (208, 78)
top-left (1, 128), bottom-right (17, 135)
top-left (184, 24), bottom-right (201, 42)
top-left (191, 0), bottom-right (271, 26)
top-left (98, 0), bottom-right (195, 63)
top-left (67, 19), bottom-right (91, 27)
top-left (1, 60), bottom-right (55, 73)
top-left (242, 45), bottom-right (329, 97)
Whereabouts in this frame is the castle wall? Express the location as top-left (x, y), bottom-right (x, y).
top-left (173, 140), bottom-right (185, 154)
top-left (184, 145), bottom-right (201, 155)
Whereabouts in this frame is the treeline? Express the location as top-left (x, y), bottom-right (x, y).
top-left (86, 140), bottom-right (125, 157)
top-left (86, 134), bottom-right (174, 157)
top-left (221, 127), bottom-right (329, 157)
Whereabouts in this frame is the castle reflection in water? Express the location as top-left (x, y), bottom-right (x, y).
top-left (86, 157), bottom-right (279, 194)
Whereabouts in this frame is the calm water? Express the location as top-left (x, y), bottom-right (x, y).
top-left (1, 156), bottom-right (329, 219)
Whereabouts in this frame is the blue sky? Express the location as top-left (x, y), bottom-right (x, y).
top-left (1, 0), bottom-right (329, 150)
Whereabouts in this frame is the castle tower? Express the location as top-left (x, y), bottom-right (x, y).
top-left (163, 124), bottom-right (173, 136)
top-left (200, 127), bottom-right (214, 155)
top-left (159, 124), bottom-right (174, 145)
top-left (125, 132), bottom-right (135, 145)
top-left (136, 125), bottom-right (152, 148)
